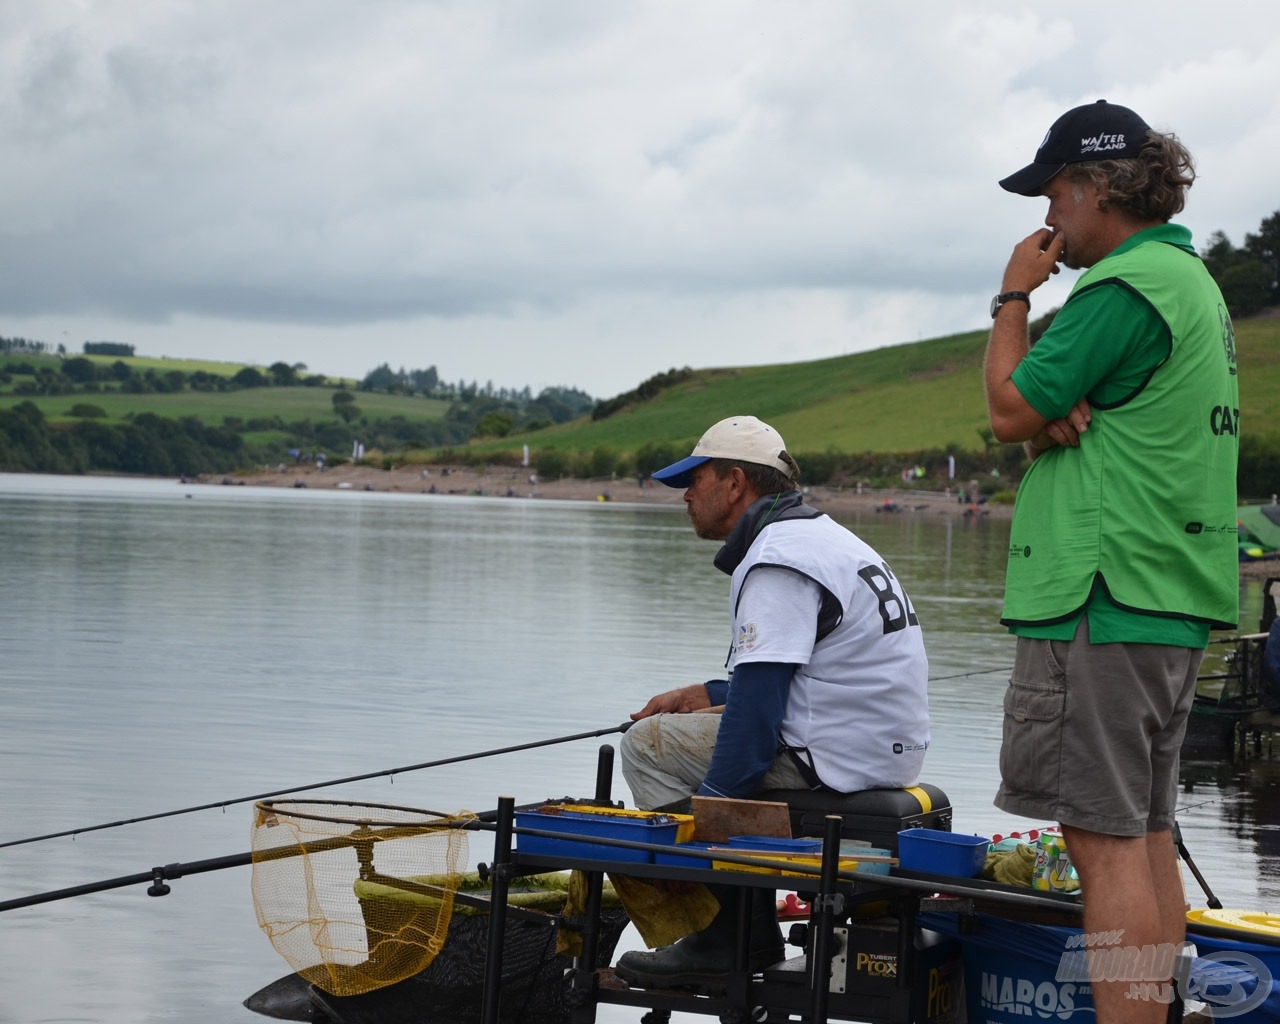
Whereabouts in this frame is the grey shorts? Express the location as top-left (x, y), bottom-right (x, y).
top-left (994, 618), bottom-right (1202, 837)
top-left (619, 712), bottom-right (810, 811)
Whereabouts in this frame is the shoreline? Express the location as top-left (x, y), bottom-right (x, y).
top-left (206, 463), bottom-right (1280, 580)
top-left (210, 461), bottom-right (1016, 521)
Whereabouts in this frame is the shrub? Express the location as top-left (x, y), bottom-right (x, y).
top-left (473, 410), bottom-right (515, 438)
top-left (584, 446), bottom-right (617, 479)
top-left (61, 357), bottom-right (98, 383)
top-left (591, 367), bottom-right (694, 420)
top-left (633, 441), bottom-right (682, 477)
top-left (231, 367), bottom-right (268, 388)
top-left (535, 448), bottom-right (570, 479)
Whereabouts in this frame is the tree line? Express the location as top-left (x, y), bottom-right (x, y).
top-left (352, 361), bottom-right (595, 437)
top-left (591, 367), bottom-right (695, 420)
top-left (83, 342), bottom-right (135, 357)
top-left (0, 401), bottom-right (249, 477)
top-left (1201, 210), bottom-right (1279, 318)
top-left (1, 356), bottom-right (328, 397)
top-left (0, 351), bottom-right (600, 475)
top-left (0, 397), bottom-right (495, 477)
top-left (453, 432), bottom-right (1280, 502)
top-left (1, 336), bottom-right (59, 356)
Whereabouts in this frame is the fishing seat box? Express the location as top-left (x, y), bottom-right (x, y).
top-left (755, 783), bottom-right (952, 854)
top-left (763, 916), bottom-right (964, 1024)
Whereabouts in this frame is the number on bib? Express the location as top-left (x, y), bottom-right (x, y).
top-left (857, 564), bottom-right (920, 634)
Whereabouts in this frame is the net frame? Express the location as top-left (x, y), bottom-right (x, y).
top-left (251, 799), bottom-right (475, 996)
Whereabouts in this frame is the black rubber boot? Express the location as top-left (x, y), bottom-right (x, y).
top-left (614, 884), bottom-right (782, 995)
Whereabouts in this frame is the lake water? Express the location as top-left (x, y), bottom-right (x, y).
top-left (0, 472), bottom-right (1274, 1023)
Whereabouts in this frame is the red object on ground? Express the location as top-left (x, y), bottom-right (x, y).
top-left (777, 893), bottom-right (810, 919)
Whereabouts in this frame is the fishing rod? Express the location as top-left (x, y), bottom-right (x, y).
top-left (0, 722), bottom-right (632, 851)
top-left (1175, 795), bottom-right (1230, 815)
top-left (0, 662), bottom-right (1020, 853)
top-left (0, 850), bottom-right (255, 913)
top-left (0, 815), bottom-right (560, 923)
top-left (0, 814), bottom-right (1081, 921)
top-left (0, 662), bottom-right (1018, 853)
top-left (0, 812), bottom-right (494, 914)
top-left (927, 665), bottom-right (1012, 682)
top-left (1173, 821), bottom-right (1224, 910)
top-left (0, 816), bottom-right (708, 914)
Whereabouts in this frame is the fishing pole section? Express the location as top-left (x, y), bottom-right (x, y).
top-left (0, 723), bottom-right (632, 916)
top-left (2, 740), bottom-right (1267, 1024)
top-left (0, 721), bottom-right (634, 851)
top-left (1, 664), bottom-right (1016, 854)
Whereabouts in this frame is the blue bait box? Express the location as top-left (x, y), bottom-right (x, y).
top-left (653, 841), bottom-right (717, 870)
top-left (897, 828), bottom-right (989, 878)
top-left (515, 806), bottom-right (683, 864)
top-left (727, 835), bottom-right (823, 854)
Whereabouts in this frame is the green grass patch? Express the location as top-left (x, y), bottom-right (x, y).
top-left (5, 311), bottom-right (1278, 465)
top-left (0, 385), bottom-right (449, 426)
top-left (82, 354), bottom-right (254, 377)
top-left (1, 353), bottom-right (63, 373)
top-left (464, 314), bottom-right (1278, 460)
top-left (80, 353), bottom-right (354, 386)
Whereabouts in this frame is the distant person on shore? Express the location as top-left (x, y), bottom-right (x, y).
top-left (615, 415), bottom-right (930, 995)
top-left (985, 99), bottom-right (1239, 1023)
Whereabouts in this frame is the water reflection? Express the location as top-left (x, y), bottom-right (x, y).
top-left (1178, 754), bottom-right (1280, 906)
top-left (0, 473), bottom-right (1273, 1024)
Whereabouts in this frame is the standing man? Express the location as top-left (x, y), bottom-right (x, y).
top-left (615, 414), bottom-right (930, 994)
top-left (985, 100), bottom-right (1239, 1023)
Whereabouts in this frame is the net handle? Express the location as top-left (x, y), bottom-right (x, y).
top-left (256, 798), bottom-right (477, 830)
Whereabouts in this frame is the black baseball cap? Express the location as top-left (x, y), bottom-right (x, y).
top-left (999, 99), bottom-right (1151, 196)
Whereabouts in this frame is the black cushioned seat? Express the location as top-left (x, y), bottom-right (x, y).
top-left (754, 783), bottom-right (951, 854)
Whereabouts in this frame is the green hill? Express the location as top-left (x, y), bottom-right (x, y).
top-left (3, 311), bottom-right (1276, 486)
top-left (0, 353), bottom-right (446, 428)
top-left (470, 313), bottom-right (1279, 457)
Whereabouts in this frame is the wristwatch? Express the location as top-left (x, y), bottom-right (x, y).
top-left (990, 291), bottom-right (1030, 319)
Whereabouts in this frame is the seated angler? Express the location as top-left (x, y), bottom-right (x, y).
top-left (615, 415), bottom-right (931, 994)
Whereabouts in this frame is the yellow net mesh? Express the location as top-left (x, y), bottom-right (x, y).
top-left (251, 799), bottom-right (474, 996)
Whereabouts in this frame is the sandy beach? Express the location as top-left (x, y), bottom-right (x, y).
top-left (214, 460), bottom-right (1015, 521)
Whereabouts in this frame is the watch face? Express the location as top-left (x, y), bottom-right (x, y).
top-left (990, 295), bottom-right (1001, 318)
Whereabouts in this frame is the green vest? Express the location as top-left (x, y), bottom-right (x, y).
top-left (1002, 236), bottom-right (1240, 629)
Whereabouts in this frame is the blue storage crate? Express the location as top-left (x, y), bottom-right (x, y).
top-left (728, 835), bottom-right (823, 854)
top-left (515, 807), bottom-right (680, 864)
top-left (654, 841), bottom-right (716, 869)
top-left (897, 827), bottom-right (988, 878)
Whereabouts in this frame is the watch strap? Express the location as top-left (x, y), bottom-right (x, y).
top-left (991, 291), bottom-right (1031, 318)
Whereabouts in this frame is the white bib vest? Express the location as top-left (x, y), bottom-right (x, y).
top-left (728, 515), bottom-right (931, 792)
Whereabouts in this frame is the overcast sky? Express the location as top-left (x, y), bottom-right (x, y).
top-left (3, 2), bottom-right (1277, 398)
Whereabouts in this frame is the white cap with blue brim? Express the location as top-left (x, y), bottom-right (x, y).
top-left (651, 415), bottom-right (800, 489)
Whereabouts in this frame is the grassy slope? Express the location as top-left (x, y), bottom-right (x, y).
top-left (1234, 315), bottom-right (1280, 428)
top-left (85, 354), bottom-right (261, 377)
top-left (0, 352), bottom-right (377, 424)
top-left (492, 330), bottom-right (988, 456)
top-left (479, 312), bottom-right (1278, 456)
top-left (0, 380), bottom-right (449, 425)
top-left (4, 312), bottom-right (1276, 453)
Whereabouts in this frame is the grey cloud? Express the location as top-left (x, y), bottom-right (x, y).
top-left (1, 2), bottom-right (1277, 394)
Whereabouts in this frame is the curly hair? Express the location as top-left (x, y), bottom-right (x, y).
top-left (1063, 129), bottom-right (1196, 222)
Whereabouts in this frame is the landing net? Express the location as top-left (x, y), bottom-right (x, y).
top-left (251, 799), bottom-right (474, 996)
